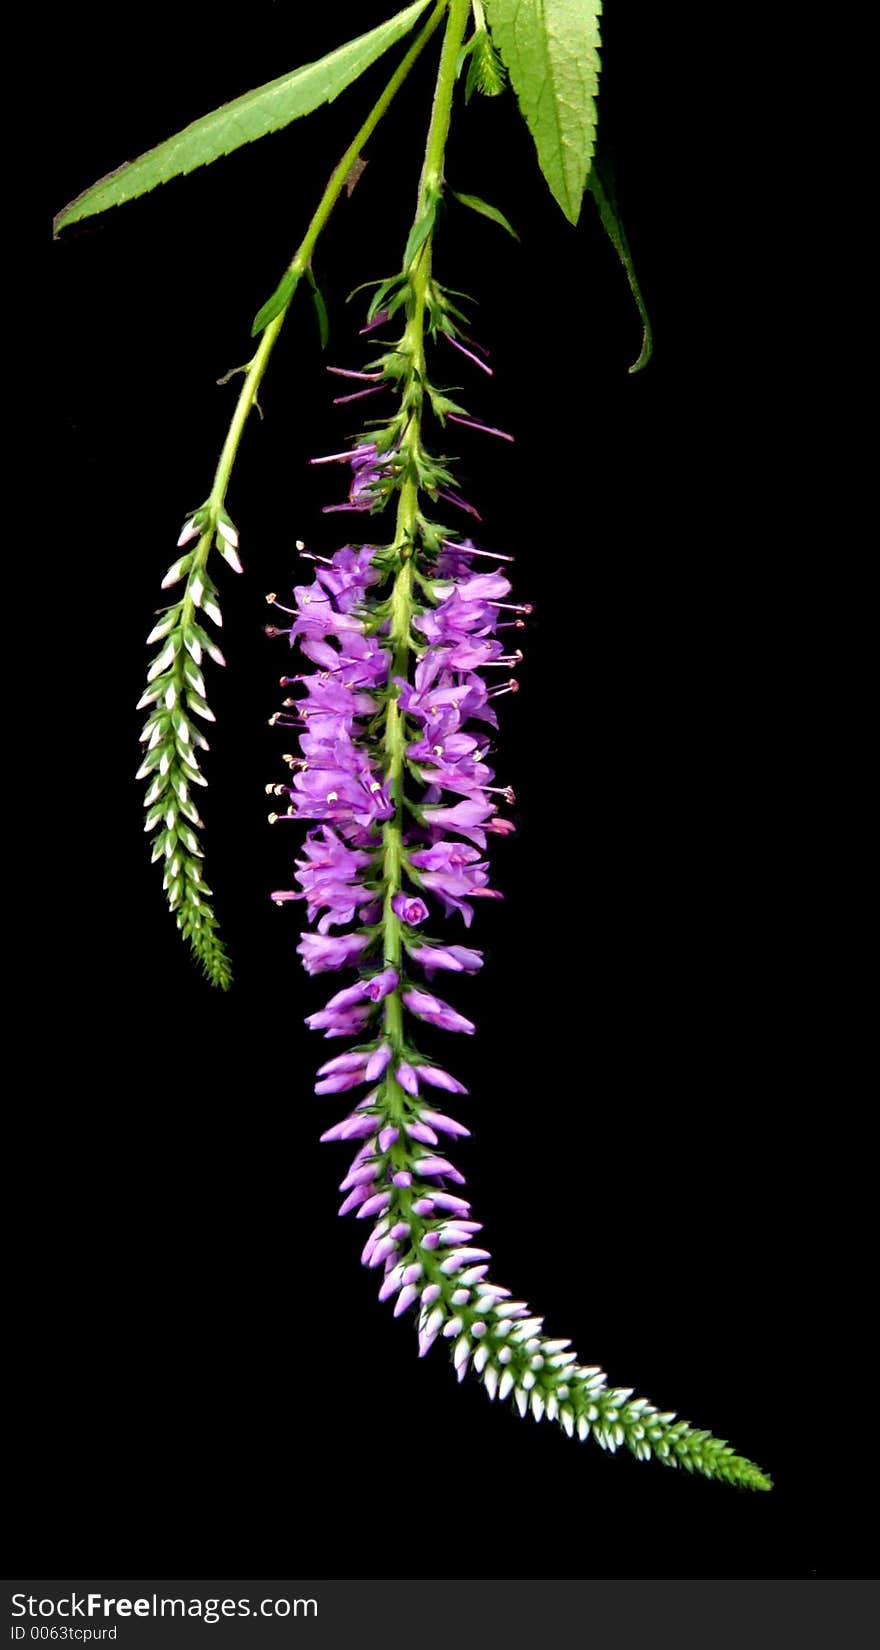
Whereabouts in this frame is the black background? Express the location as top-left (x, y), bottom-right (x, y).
top-left (30, 0), bottom-right (846, 1580)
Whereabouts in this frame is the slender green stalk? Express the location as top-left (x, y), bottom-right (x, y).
top-left (416, 0), bottom-right (470, 201)
top-left (207, 0), bottom-right (450, 520)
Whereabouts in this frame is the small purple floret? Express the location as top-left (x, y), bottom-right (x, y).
top-left (392, 893), bottom-right (430, 925)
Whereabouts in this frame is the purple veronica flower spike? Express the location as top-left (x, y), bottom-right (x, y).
top-left (266, 268), bottom-right (770, 1495)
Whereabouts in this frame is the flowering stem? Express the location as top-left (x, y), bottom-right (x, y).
top-left (206, 0), bottom-right (450, 521)
top-left (380, 0), bottom-right (471, 1095)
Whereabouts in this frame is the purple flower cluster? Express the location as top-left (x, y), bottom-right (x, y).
top-left (268, 496), bottom-right (530, 1368)
top-left (265, 444), bottom-right (770, 1489)
top-left (269, 545), bottom-right (392, 843)
top-left (271, 536), bottom-right (522, 956)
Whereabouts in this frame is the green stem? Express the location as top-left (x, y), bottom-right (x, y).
top-left (380, 0), bottom-right (471, 1065)
top-left (417, 0), bottom-right (469, 202)
top-left (207, 0), bottom-right (450, 516)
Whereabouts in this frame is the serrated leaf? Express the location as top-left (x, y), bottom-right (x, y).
top-left (587, 159), bottom-right (653, 373)
top-left (451, 189), bottom-right (519, 241)
top-left (464, 27), bottom-right (507, 101)
top-left (55, 0), bottom-right (434, 232)
top-left (485, 0), bottom-right (602, 226)
top-left (252, 269), bottom-right (301, 337)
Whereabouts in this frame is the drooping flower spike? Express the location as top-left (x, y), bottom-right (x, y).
top-left (271, 490), bottom-right (769, 1486)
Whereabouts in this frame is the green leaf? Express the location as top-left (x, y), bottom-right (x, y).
top-left (55, 0), bottom-right (434, 232)
top-left (464, 27), bottom-right (507, 101)
top-left (366, 273), bottom-right (407, 321)
top-left (252, 269), bottom-right (301, 337)
top-left (308, 270), bottom-right (330, 350)
top-left (451, 189), bottom-right (519, 240)
top-left (484, 0), bottom-right (602, 226)
top-left (403, 199), bottom-right (438, 270)
top-left (587, 159), bottom-right (653, 373)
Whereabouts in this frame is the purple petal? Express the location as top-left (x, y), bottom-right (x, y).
top-left (355, 1190), bottom-right (392, 1219)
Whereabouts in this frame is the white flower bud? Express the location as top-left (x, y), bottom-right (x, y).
top-left (147, 642), bottom-right (176, 682)
top-left (161, 555), bottom-right (190, 589)
top-left (221, 544), bottom-right (244, 574)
